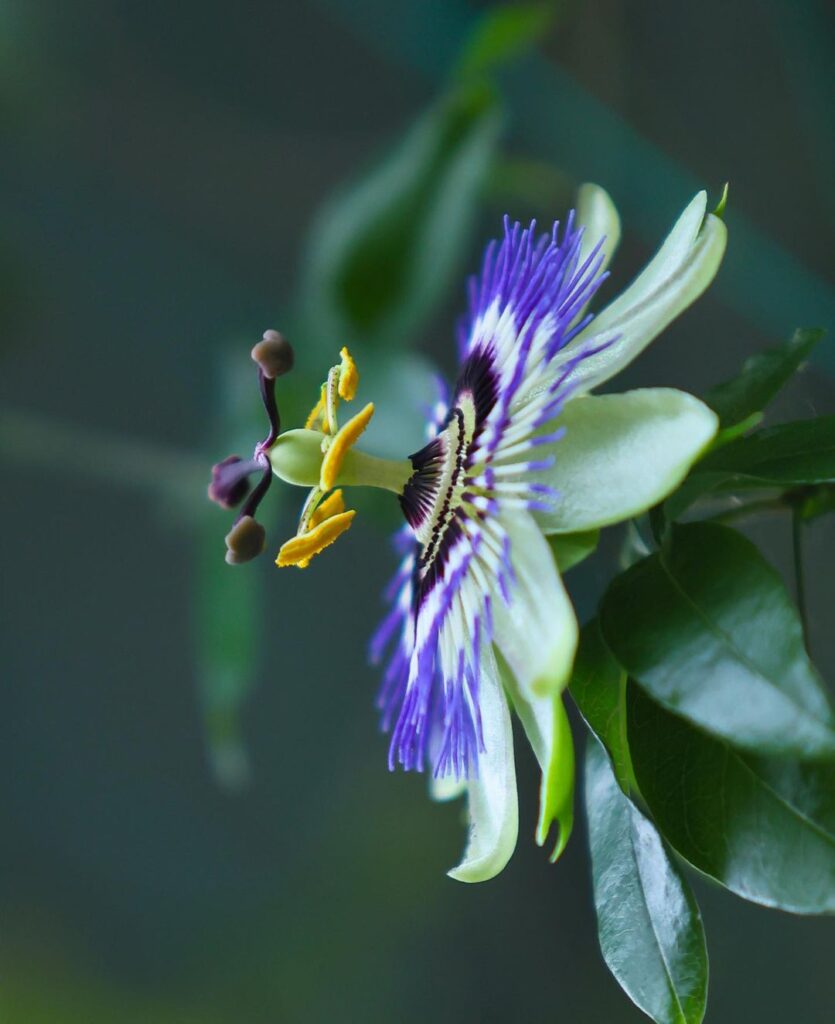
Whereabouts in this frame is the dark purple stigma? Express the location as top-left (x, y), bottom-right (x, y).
top-left (208, 455), bottom-right (262, 509)
top-left (208, 330), bottom-right (295, 564)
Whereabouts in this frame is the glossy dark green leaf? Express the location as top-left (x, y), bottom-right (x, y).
top-left (628, 684), bottom-right (835, 914)
top-left (455, 2), bottom-right (553, 80)
top-left (698, 416), bottom-right (835, 485)
top-left (585, 739), bottom-right (708, 1024)
top-left (666, 416), bottom-right (835, 519)
top-left (600, 522), bottom-right (835, 759)
top-left (548, 528), bottom-right (599, 573)
top-left (569, 621), bottom-right (632, 791)
top-left (705, 327), bottom-right (823, 429)
top-left (301, 87), bottom-right (501, 351)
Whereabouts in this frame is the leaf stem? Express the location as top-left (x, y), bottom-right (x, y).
top-left (707, 496), bottom-right (787, 525)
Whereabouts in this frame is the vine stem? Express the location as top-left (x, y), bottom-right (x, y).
top-left (791, 507), bottom-right (810, 652)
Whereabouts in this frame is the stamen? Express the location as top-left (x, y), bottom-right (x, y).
top-left (309, 488), bottom-right (346, 528)
top-left (276, 509), bottom-right (356, 568)
top-left (304, 387), bottom-right (326, 430)
top-left (324, 365), bottom-right (340, 435)
top-left (338, 347), bottom-right (359, 400)
top-left (320, 402), bottom-right (375, 491)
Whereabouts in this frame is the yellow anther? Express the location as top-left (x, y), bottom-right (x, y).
top-left (276, 509), bottom-right (356, 568)
top-left (308, 488), bottom-right (345, 529)
top-left (304, 386), bottom-right (326, 431)
top-left (338, 347), bottom-right (359, 401)
top-left (319, 402), bottom-right (375, 491)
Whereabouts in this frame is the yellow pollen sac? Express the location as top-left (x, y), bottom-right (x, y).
top-left (337, 347), bottom-right (359, 401)
top-left (319, 402), bottom-right (375, 491)
top-left (276, 509), bottom-right (356, 569)
top-left (308, 488), bottom-right (345, 529)
top-left (304, 386), bottom-right (326, 431)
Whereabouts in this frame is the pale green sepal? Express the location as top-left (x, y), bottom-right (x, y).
top-left (548, 528), bottom-right (600, 572)
top-left (267, 429), bottom-right (324, 487)
top-left (534, 389), bottom-right (719, 535)
top-left (492, 509), bottom-right (578, 697)
top-left (541, 697), bottom-right (574, 861)
top-left (563, 192), bottom-right (727, 394)
top-left (575, 183), bottom-right (621, 275)
top-left (448, 644), bottom-right (518, 883)
top-left (713, 181), bottom-right (729, 219)
top-left (503, 654), bottom-right (575, 861)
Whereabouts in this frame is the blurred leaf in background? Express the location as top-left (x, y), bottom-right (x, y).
top-left (300, 84), bottom-right (502, 353)
top-left (453, 1), bottom-right (556, 81)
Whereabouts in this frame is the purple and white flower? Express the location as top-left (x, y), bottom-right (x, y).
top-left (369, 186), bottom-right (725, 881)
top-left (212, 185), bottom-right (726, 883)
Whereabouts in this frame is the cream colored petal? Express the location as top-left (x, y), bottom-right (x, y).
top-left (564, 192), bottom-right (726, 393)
top-left (492, 508), bottom-right (578, 698)
top-left (533, 389), bottom-right (718, 534)
top-left (448, 644), bottom-right (518, 883)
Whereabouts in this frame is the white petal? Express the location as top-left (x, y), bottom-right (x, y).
top-left (448, 644), bottom-right (518, 883)
top-left (492, 509), bottom-right (578, 697)
top-left (575, 183), bottom-right (621, 276)
top-left (429, 773), bottom-right (467, 802)
top-left (564, 192), bottom-right (727, 393)
top-left (533, 389), bottom-right (719, 534)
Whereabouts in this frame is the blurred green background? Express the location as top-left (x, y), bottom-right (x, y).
top-left (1, 1), bottom-right (833, 1021)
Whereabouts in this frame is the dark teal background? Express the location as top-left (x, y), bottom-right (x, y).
top-left (1, 2), bottom-right (833, 1021)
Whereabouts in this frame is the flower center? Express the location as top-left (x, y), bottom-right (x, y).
top-left (403, 396), bottom-right (475, 561)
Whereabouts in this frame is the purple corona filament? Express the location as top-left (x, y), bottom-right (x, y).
top-left (372, 215), bottom-right (610, 781)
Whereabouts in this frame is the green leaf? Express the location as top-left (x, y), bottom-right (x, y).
top-left (698, 416), bottom-right (835, 485)
top-left (627, 684), bottom-right (835, 914)
top-left (547, 528), bottom-right (599, 572)
top-left (799, 482), bottom-right (835, 521)
top-left (666, 416), bottom-right (835, 519)
top-left (704, 327), bottom-right (823, 429)
top-left (455, 2), bottom-right (554, 81)
top-left (585, 739), bottom-right (708, 1024)
top-left (194, 512), bottom-right (259, 791)
top-left (301, 87), bottom-right (501, 351)
top-left (569, 621), bottom-right (632, 792)
top-left (600, 522), bottom-right (835, 760)
top-left (193, 351), bottom-right (268, 790)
